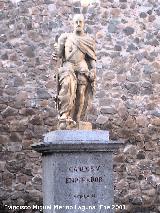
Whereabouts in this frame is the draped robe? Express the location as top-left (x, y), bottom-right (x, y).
top-left (57, 33), bottom-right (96, 121)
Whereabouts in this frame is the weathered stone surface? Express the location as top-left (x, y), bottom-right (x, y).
top-left (36, 131), bottom-right (119, 213)
top-left (123, 27), bottom-right (135, 36)
top-left (1, 106), bottom-right (18, 117)
top-left (0, 161), bottom-right (6, 172)
top-left (37, 88), bottom-right (51, 99)
top-left (0, 0), bottom-right (159, 211)
top-left (100, 107), bottom-right (116, 114)
top-left (0, 135), bottom-right (10, 144)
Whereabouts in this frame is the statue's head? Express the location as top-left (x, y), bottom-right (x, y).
top-left (73, 14), bottom-right (85, 34)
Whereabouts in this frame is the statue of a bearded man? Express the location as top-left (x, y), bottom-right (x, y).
top-left (53, 14), bottom-right (96, 129)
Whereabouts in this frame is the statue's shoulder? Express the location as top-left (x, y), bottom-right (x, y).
top-left (66, 33), bottom-right (75, 39)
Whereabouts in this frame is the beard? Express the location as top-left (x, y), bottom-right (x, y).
top-left (76, 27), bottom-right (83, 32)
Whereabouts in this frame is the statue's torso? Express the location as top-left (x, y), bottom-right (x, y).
top-left (65, 34), bottom-right (86, 64)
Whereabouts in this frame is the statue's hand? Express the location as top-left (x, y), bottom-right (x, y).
top-left (59, 33), bottom-right (68, 43)
top-left (54, 43), bottom-right (58, 52)
top-left (52, 52), bottom-right (57, 61)
top-left (88, 69), bottom-right (96, 82)
top-left (52, 43), bottom-right (58, 60)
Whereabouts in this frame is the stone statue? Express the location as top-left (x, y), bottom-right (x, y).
top-left (52, 14), bottom-right (96, 129)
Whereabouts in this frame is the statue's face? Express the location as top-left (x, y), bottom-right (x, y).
top-left (73, 14), bottom-right (84, 33)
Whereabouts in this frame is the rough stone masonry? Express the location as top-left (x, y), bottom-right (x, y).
top-left (0, 0), bottom-right (160, 212)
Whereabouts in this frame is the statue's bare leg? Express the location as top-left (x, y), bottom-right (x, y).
top-left (76, 84), bottom-right (86, 122)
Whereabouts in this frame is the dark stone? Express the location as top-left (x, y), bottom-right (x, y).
top-left (142, 82), bottom-right (152, 88)
top-left (86, 26), bottom-right (93, 34)
top-left (155, 8), bottom-right (160, 16)
top-left (108, 20), bottom-right (119, 33)
top-left (136, 151), bottom-right (145, 159)
top-left (29, 115), bottom-right (43, 125)
top-left (100, 107), bottom-right (116, 114)
top-left (143, 64), bottom-right (154, 74)
top-left (146, 32), bottom-right (154, 40)
top-left (37, 88), bottom-right (51, 99)
top-left (22, 168), bottom-right (33, 176)
top-left (5, 42), bottom-right (13, 49)
top-left (19, 108), bottom-right (36, 116)
top-left (24, 128), bottom-right (34, 140)
top-left (141, 82), bottom-right (153, 95)
top-left (121, 19), bottom-right (128, 24)
top-left (148, 15), bottom-right (156, 22)
top-left (41, 23), bottom-right (49, 32)
top-left (32, 125), bottom-right (45, 139)
top-left (36, 57), bottom-right (40, 66)
top-left (150, 51), bottom-right (158, 58)
top-left (126, 75), bottom-right (139, 82)
top-left (26, 23), bottom-right (32, 30)
top-left (0, 12), bottom-right (5, 21)
top-left (117, 67), bottom-right (126, 74)
top-left (129, 197), bottom-right (143, 205)
top-left (140, 12), bottom-right (147, 18)
top-left (120, 3), bottom-right (127, 9)
top-left (126, 44), bottom-right (138, 52)
top-left (51, 21), bottom-right (59, 29)
top-left (73, 1), bottom-right (81, 7)
top-left (138, 175), bottom-right (144, 180)
top-left (141, 88), bottom-right (153, 95)
top-left (32, 175), bottom-right (42, 184)
top-left (134, 37), bottom-right (140, 44)
top-left (13, 76), bottom-right (24, 87)
top-left (82, 7), bottom-right (88, 14)
top-left (123, 26), bottom-right (135, 36)
top-left (1, 53), bottom-right (8, 60)
top-left (24, 46), bottom-right (35, 58)
top-left (147, 10), bottom-right (152, 15)
top-left (48, 21), bottom-right (55, 30)
top-left (124, 83), bottom-right (139, 95)
top-left (135, 53), bottom-right (144, 61)
top-left (0, 203), bottom-right (8, 213)
top-left (1, 106), bottom-right (18, 117)
top-left (10, 132), bottom-right (22, 142)
top-left (73, 7), bottom-right (81, 14)
top-left (114, 45), bottom-right (122, 51)
top-left (44, 117), bottom-right (58, 126)
top-left (0, 34), bottom-right (7, 43)
top-left (88, 7), bottom-right (95, 14)
top-left (147, 39), bottom-right (159, 47)
top-left (4, 87), bottom-right (17, 96)
top-left (6, 160), bottom-right (25, 173)
top-left (19, 5), bottom-right (29, 14)
top-left (44, 0), bottom-right (54, 4)
top-left (121, 95), bottom-right (127, 101)
top-left (119, 0), bottom-right (127, 2)
top-left (146, 176), bottom-right (157, 187)
top-left (109, 52), bottom-right (120, 58)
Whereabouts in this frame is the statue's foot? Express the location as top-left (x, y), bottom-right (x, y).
top-left (66, 117), bottom-right (77, 129)
top-left (59, 119), bottom-right (67, 130)
top-left (59, 116), bottom-right (77, 130)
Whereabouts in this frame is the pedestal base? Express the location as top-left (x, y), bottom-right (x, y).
top-left (32, 130), bottom-right (122, 213)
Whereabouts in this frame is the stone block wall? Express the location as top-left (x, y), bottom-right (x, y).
top-left (0, 0), bottom-right (160, 212)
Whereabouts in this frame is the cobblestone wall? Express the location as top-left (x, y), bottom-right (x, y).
top-left (0, 0), bottom-right (160, 212)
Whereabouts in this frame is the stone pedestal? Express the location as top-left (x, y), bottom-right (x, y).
top-left (32, 130), bottom-right (122, 213)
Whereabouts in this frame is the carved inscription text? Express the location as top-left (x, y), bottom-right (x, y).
top-left (65, 165), bottom-right (104, 184)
